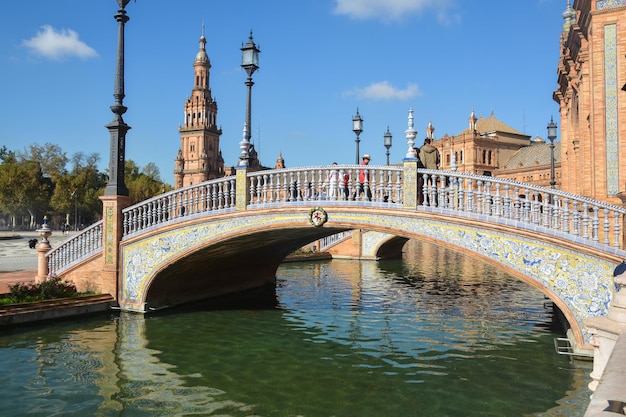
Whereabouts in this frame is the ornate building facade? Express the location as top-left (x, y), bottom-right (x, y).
top-left (431, 110), bottom-right (534, 176)
top-left (553, 0), bottom-right (626, 204)
top-left (174, 28), bottom-right (224, 189)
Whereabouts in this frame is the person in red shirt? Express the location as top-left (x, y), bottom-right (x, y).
top-left (358, 154), bottom-right (372, 201)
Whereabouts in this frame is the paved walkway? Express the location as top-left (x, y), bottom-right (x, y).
top-left (0, 231), bottom-right (74, 293)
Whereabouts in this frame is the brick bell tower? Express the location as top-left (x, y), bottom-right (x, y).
top-left (174, 25), bottom-right (224, 188)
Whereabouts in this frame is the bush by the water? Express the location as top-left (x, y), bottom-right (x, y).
top-left (4, 275), bottom-right (78, 304)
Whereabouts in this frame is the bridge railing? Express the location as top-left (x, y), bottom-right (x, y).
top-left (45, 164), bottom-right (625, 276)
top-left (418, 170), bottom-right (626, 250)
top-left (47, 220), bottom-right (103, 275)
top-left (122, 176), bottom-right (237, 236)
top-left (247, 165), bottom-right (403, 206)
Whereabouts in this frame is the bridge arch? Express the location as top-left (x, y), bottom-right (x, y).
top-left (119, 206), bottom-right (618, 349)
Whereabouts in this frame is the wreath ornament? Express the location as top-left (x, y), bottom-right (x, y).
top-left (309, 207), bottom-right (328, 227)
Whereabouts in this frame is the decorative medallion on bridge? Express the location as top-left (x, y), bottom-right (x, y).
top-left (309, 207), bottom-right (328, 227)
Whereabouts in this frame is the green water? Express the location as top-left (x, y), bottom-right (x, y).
top-left (0, 244), bottom-right (591, 416)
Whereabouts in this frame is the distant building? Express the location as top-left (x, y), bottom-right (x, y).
top-left (553, 0), bottom-right (626, 204)
top-left (424, 109), bottom-right (560, 188)
top-left (497, 137), bottom-right (561, 187)
top-left (174, 27), bottom-right (224, 189)
top-left (431, 110), bottom-right (532, 176)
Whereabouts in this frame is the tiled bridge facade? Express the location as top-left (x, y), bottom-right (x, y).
top-left (47, 162), bottom-right (626, 354)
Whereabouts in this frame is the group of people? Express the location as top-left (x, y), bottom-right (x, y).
top-left (322, 139), bottom-right (440, 202)
top-left (322, 155), bottom-right (372, 201)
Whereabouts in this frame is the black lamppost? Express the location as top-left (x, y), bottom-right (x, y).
top-left (238, 31), bottom-right (260, 166)
top-left (353, 109), bottom-right (363, 164)
top-left (383, 127), bottom-right (392, 165)
top-left (70, 189), bottom-right (78, 231)
top-left (104, 0), bottom-right (132, 196)
top-left (547, 116), bottom-right (558, 189)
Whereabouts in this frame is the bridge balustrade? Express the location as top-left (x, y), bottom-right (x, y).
top-left (46, 221), bottom-right (103, 275)
top-left (247, 165), bottom-right (403, 206)
top-left (116, 165), bottom-right (624, 250)
top-left (122, 177), bottom-right (237, 236)
top-left (44, 165), bottom-right (626, 277)
top-left (419, 170), bottom-right (625, 249)
top-left (319, 231), bottom-right (353, 251)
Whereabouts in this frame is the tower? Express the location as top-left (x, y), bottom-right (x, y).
top-left (174, 26), bottom-right (224, 189)
top-left (553, 0), bottom-right (626, 204)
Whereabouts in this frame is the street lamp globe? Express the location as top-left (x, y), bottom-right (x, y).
top-left (241, 31), bottom-right (260, 77)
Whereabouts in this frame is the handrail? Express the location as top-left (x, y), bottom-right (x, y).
top-left (47, 221), bottom-right (103, 275)
top-left (420, 169), bottom-right (625, 249)
top-left (246, 165), bottom-right (403, 206)
top-left (122, 176), bottom-right (236, 237)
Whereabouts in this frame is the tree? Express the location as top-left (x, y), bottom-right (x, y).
top-left (18, 143), bottom-right (68, 181)
top-left (125, 159), bottom-right (165, 204)
top-left (50, 152), bottom-right (106, 228)
top-left (0, 159), bottom-right (50, 228)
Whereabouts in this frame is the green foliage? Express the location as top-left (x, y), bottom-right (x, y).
top-left (0, 143), bottom-right (171, 229)
top-left (3, 275), bottom-right (78, 304)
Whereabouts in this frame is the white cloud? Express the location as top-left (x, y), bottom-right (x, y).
top-left (333, 0), bottom-right (456, 23)
top-left (22, 25), bottom-right (97, 60)
top-left (342, 81), bottom-right (421, 100)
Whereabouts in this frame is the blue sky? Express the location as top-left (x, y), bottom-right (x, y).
top-left (2, 0), bottom-right (566, 185)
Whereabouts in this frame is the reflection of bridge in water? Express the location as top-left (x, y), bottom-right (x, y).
top-left (46, 163), bottom-right (625, 354)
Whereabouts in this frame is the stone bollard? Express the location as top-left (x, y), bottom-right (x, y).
top-left (35, 217), bottom-right (52, 284)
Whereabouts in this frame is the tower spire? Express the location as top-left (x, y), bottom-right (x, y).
top-left (174, 26), bottom-right (223, 188)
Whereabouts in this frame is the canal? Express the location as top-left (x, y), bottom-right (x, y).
top-left (0, 240), bottom-right (591, 416)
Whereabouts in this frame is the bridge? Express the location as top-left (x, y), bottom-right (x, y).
top-left (43, 161), bottom-right (625, 354)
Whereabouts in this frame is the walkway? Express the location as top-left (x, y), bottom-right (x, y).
top-left (0, 231), bottom-right (72, 292)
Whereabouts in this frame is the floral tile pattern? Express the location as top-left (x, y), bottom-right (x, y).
top-left (122, 210), bottom-right (614, 344)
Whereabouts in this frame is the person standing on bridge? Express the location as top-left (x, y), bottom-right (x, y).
top-left (413, 146), bottom-right (426, 205)
top-left (419, 138), bottom-right (440, 205)
top-left (419, 138), bottom-right (439, 170)
top-left (358, 154), bottom-right (372, 201)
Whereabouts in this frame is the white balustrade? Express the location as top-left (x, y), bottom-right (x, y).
top-left (46, 165), bottom-right (626, 275)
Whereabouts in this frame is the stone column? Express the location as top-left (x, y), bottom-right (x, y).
top-left (235, 165), bottom-right (249, 211)
top-left (35, 217), bottom-right (52, 283)
top-left (403, 158), bottom-right (419, 209)
top-left (99, 195), bottom-right (132, 300)
top-left (35, 242), bottom-right (51, 283)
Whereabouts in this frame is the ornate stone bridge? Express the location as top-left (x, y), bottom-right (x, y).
top-left (46, 162), bottom-right (626, 353)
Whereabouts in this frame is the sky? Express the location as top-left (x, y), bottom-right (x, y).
top-left (1, 0), bottom-right (567, 185)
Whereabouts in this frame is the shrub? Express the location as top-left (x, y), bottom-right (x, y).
top-left (6, 275), bottom-right (78, 304)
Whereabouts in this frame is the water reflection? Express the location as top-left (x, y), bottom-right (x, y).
top-left (0, 240), bottom-right (592, 417)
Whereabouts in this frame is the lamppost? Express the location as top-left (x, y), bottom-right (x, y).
top-left (353, 109), bottom-right (363, 164)
top-left (547, 116), bottom-right (557, 188)
top-left (383, 127), bottom-right (392, 165)
top-left (70, 189), bottom-right (78, 231)
top-left (238, 31), bottom-right (260, 166)
top-left (104, 0), bottom-right (132, 196)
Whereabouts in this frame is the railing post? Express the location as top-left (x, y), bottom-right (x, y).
top-left (616, 192), bottom-right (626, 250)
top-left (403, 158), bottom-right (419, 209)
top-left (236, 165), bottom-right (249, 211)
